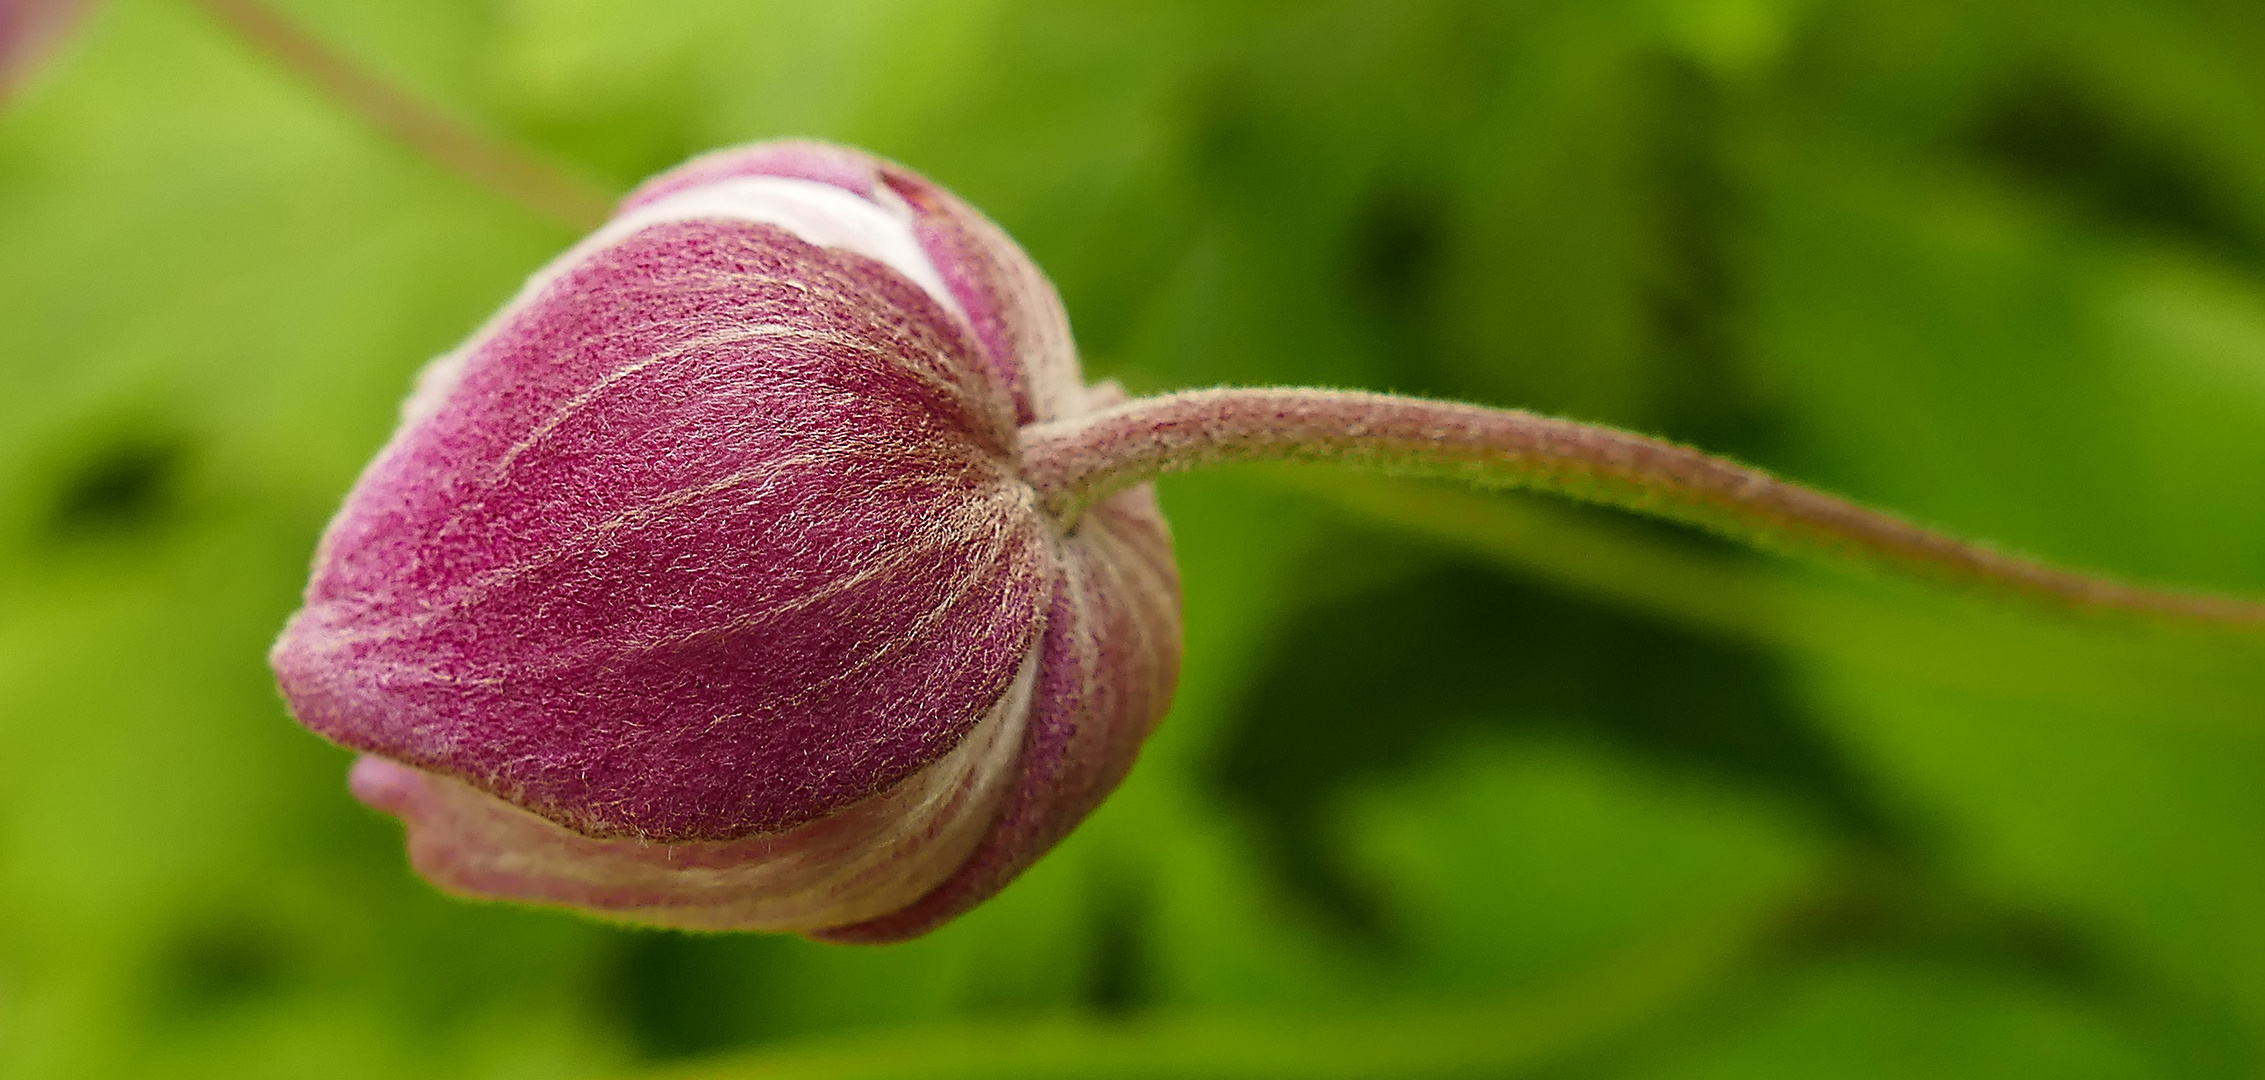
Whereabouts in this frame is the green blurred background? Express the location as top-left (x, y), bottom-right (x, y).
top-left (7, 0), bottom-right (2265, 1076)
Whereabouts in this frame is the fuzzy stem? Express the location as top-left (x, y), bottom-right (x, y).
top-left (183, 0), bottom-right (613, 230)
top-left (1020, 387), bottom-right (2265, 628)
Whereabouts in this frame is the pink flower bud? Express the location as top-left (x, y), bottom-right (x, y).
top-left (271, 141), bottom-right (1181, 941)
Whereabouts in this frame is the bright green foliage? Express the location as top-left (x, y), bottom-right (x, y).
top-left (4, 0), bottom-right (2265, 1076)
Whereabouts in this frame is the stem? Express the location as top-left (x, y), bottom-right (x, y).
top-left (1020, 387), bottom-right (2265, 629)
top-left (182, 0), bottom-right (613, 230)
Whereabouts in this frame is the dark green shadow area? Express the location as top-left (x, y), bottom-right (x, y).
top-left (1209, 526), bottom-right (1910, 942)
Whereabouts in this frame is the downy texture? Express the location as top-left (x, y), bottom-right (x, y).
top-left (270, 141), bottom-right (1182, 941)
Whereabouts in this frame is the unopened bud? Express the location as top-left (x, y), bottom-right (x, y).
top-left (272, 141), bottom-right (1181, 941)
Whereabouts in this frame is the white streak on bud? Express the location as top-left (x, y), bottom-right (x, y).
top-left (576, 177), bottom-right (964, 322)
top-left (405, 177), bottom-right (963, 427)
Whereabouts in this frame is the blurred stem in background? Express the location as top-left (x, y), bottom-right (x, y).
top-left (1273, 471), bottom-right (2265, 739)
top-left (622, 854), bottom-right (2193, 1080)
top-left (625, 872), bottom-right (1805, 1080)
top-left (181, 0), bottom-right (611, 229)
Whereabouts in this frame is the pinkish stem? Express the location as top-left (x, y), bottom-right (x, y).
top-left (1019, 387), bottom-right (2265, 628)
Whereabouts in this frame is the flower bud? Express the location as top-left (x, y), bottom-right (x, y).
top-left (271, 141), bottom-right (1181, 941)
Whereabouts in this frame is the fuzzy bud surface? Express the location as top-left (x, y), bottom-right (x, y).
top-left (271, 141), bottom-right (1181, 940)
